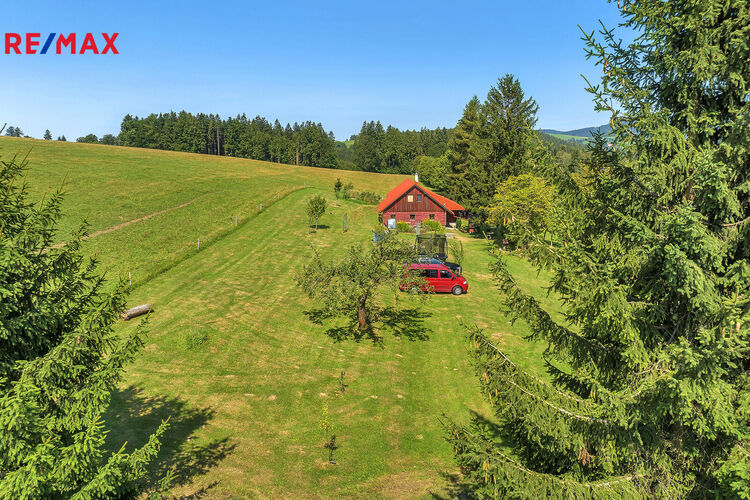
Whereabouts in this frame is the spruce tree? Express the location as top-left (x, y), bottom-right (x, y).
top-left (446, 96), bottom-right (481, 203)
top-left (43, 129), bottom-right (52, 140)
top-left (445, 76), bottom-right (538, 220)
top-left (447, 1), bottom-right (750, 497)
top-left (0, 155), bottom-right (168, 497)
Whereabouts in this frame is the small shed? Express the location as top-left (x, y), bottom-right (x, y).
top-left (377, 175), bottom-right (465, 227)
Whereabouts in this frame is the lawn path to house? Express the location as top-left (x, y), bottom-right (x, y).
top-left (107, 188), bottom-right (554, 498)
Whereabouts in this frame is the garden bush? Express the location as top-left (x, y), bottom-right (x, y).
top-left (420, 219), bottom-right (445, 233)
top-left (396, 221), bottom-right (415, 233)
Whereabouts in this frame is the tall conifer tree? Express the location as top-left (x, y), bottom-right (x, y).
top-left (445, 75), bottom-right (538, 219)
top-left (446, 96), bottom-right (481, 202)
top-left (447, 1), bottom-right (750, 497)
top-left (0, 156), bottom-right (168, 496)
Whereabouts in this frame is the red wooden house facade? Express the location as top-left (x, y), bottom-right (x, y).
top-left (377, 177), bottom-right (465, 227)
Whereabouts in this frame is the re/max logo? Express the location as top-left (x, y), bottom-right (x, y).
top-left (4, 33), bottom-right (119, 54)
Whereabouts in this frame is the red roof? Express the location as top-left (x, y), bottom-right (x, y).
top-left (377, 179), bottom-right (465, 213)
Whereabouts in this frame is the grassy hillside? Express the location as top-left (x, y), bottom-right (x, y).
top-left (542, 132), bottom-right (589, 143)
top-left (0, 137), bottom-right (559, 497)
top-left (540, 124), bottom-right (613, 144)
top-left (0, 137), bottom-right (400, 287)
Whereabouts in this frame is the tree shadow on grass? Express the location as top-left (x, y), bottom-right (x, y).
top-left (430, 410), bottom-right (506, 499)
top-left (303, 306), bottom-right (431, 345)
top-left (307, 224), bottom-right (331, 231)
top-left (104, 386), bottom-right (235, 497)
top-left (430, 471), bottom-right (474, 499)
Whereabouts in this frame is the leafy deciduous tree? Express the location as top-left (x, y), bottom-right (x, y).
top-left (489, 173), bottom-right (554, 240)
top-left (296, 233), bottom-right (420, 335)
top-left (306, 195), bottom-right (328, 231)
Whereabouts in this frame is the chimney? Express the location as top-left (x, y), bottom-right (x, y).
top-left (414, 172), bottom-right (419, 183)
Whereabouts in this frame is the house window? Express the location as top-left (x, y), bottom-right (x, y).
top-left (390, 214), bottom-right (396, 219)
top-left (429, 214), bottom-right (435, 219)
top-left (417, 194), bottom-right (422, 202)
top-left (410, 214), bottom-right (415, 221)
top-left (407, 195), bottom-right (414, 202)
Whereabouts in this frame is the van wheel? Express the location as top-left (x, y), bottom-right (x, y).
top-left (409, 285), bottom-right (421, 294)
top-left (452, 286), bottom-right (463, 296)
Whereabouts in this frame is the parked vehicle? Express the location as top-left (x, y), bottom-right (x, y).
top-left (415, 255), bottom-right (461, 276)
top-left (400, 263), bottom-right (468, 295)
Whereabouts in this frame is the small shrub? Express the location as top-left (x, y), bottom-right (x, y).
top-left (396, 221), bottom-right (415, 233)
top-left (421, 219), bottom-right (445, 233)
top-left (333, 178), bottom-right (343, 198)
top-left (448, 239), bottom-right (465, 267)
top-left (183, 328), bottom-right (209, 349)
top-left (356, 191), bottom-right (379, 204)
top-left (341, 182), bottom-right (354, 199)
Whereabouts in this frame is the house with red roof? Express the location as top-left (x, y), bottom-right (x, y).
top-left (377, 174), bottom-right (465, 227)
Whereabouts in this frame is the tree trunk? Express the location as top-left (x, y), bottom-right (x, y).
top-left (358, 305), bottom-right (367, 331)
top-left (121, 304), bottom-right (152, 320)
top-left (357, 295), bottom-right (368, 332)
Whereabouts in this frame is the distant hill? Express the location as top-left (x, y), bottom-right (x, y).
top-left (539, 124), bottom-right (612, 143)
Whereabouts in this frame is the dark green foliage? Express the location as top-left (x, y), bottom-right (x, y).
top-left (353, 121), bottom-right (385, 172)
top-left (57, 135), bottom-right (67, 142)
top-left (43, 130), bottom-right (52, 141)
top-left (99, 134), bottom-right (118, 146)
top-left (4, 126), bottom-right (23, 138)
top-left (448, 1), bottom-right (750, 497)
top-left (0, 156), bottom-right (168, 497)
top-left (352, 121), bottom-right (451, 174)
top-left (334, 142), bottom-right (356, 170)
top-left (333, 178), bottom-right (343, 198)
top-left (446, 76), bottom-right (540, 220)
top-left (118, 112), bottom-right (338, 168)
top-left (76, 134), bottom-right (99, 144)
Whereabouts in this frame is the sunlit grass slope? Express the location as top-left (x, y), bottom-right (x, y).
top-left (0, 136), bottom-right (402, 286)
top-left (0, 137), bottom-right (559, 497)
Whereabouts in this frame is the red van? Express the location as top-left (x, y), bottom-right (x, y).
top-left (401, 263), bottom-right (468, 295)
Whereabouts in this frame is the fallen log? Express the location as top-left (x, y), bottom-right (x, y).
top-left (121, 304), bottom-right (153, 321)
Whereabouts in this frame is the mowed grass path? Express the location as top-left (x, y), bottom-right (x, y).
top-left (109, 188), bottom-right (551, 498)
top-left (0, 138), bottom-right (558, 497)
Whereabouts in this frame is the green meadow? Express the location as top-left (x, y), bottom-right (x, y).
top-left (0, 137), bottom-right (558, 497)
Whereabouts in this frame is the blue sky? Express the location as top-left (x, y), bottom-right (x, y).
top-left (1, 0), bottom-right (625, 141)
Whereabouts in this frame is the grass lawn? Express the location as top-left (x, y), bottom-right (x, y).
top-left (1, 138), bottom-right (560, 497)
top-left (0, 137), bottom-right (403, 286)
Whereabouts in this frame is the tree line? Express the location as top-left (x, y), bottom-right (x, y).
top-left (117, 112), bottom-right (338, 168)
top-left (349, 122), bottom-right (451, 173)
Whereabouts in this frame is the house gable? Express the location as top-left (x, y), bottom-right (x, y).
top-left (379, 183), bottom-right (454, 215)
